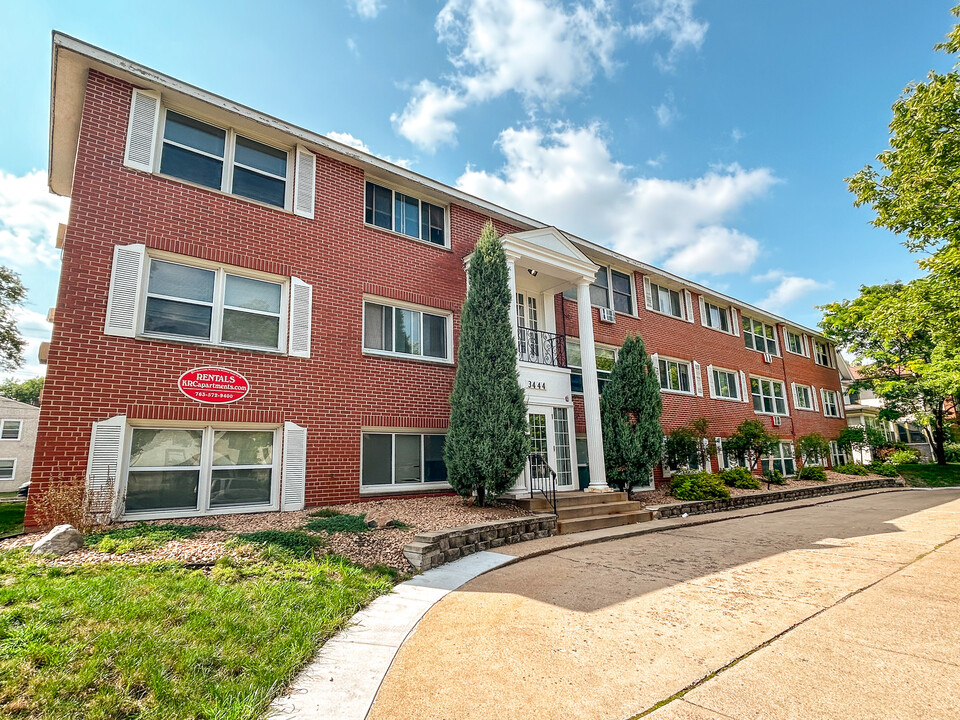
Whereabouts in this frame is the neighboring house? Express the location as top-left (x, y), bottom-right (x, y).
top-left (837, 356), bottom-right (934, 463)
top-left (0, 397), bottom-right (40, 493)
top-left (26, 34), bottom-right (849, 526)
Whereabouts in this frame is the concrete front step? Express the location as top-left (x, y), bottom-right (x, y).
top-left (556, 510), bottom-right (654, 535)
top-left (513, 491), bottom-right (629, 512)
top-left (557, 500), bottom-right (649, 521)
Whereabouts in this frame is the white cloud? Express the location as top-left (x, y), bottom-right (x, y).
top-left (628, 0), bottom-right (708, 71)
top-left (731, 127), bottom-right (744, 143)
top-left (0, 170), bottom-right (69, 269)
top-left (349, 0), bottom-right (384, 19)
top-left (654, 91), bottom-right (678, 128)
top-left (346, 37), bottom-right (359, 56)
top-left (394, 0), bottom-right (707, 150)
top-left (325, 131), bottom-right (411, 168)
top-left (755, 270), bottom-right (830, 311)
top-left (456, 124), bottom-right (776, 275)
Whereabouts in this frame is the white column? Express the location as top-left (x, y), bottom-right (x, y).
top-left (576, 280), bottom-right (608, 490)
top-left (506, 255), bottom-right (519, 350)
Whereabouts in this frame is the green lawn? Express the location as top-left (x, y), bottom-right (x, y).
top-left (898, 463), bottom-right (960, 487)
top-left (0, 547), bottom-right (394, 719)
top-left (0, 503), bottom-right (24, 539)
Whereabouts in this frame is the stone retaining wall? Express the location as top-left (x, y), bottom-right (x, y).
top-left (648, 478), bottom-right (903, 519)
top-left (403, 514), bottom-right (556, 571)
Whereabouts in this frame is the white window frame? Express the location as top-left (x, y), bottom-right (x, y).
top-left (566, 338), bottom-right (618, 394)
top-left (792, 383), bottom-right (816, 412)
top-left (566, 266), bottom-right (636, 315)
top-left (750, 375), bottom-right (789, 416)
top-left (361, 296), bottom-right (454, 364)
top-left (657, 356), bottom-right (695, 395)
top-left (708, 365), bottom-right (742, 401)
top-left (821, 388), bottom-right (842, 418)
top-left (359, 431), bottom-right (450, 493)
top-left (645, 279), bottom-right (689, 321)
top-left (139, 252), bottom-right (289, 353)
top-left (121, 424), bottom-right (281, 520)
top-left (830, 440), bottom-right (848, 467)
top-left (0, 420), bottom-right (23, 441)
top-left (363, 177), bottom-right (451, 249)
top-left (156, 107), bottom-right (293, 211)
top-left (784, 329), bottom-right (809, 357)
top-left (813, 339), bottom-right (835, 368)
top-left (743, 315), bottom-right (780, 356)
top-left (762, 441), bottom-right (797, 477)
top-left (700, 298), bottom-right (733, 334)
top-left (0, 458), bottom-right (16, 480)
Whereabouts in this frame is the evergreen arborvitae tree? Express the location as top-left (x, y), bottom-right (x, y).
top-left (444, 221), bottom-right (530, 505)
top-left (600, 335), bottom-right (663, 491)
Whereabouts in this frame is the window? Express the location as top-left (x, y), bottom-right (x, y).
top-left (610, 270), bottom-right (634, 314)
top-left (710, 367), bottom-right (740, 400)
top-left (830, 440), bottom-right (848, 467)
top-left (702, 301), bottom-right (730, 332)
top-left (821, 389), bottom-right (841, 417)
top-left (785, 329), bottom-right (807, 356)
top-left (361, 433), bottom-right (447, 487)
top-left (896, 423), bottom-right (927, 445)
top-left (564, 266), bottom-right (634, 314)
top-left (0, 460), bottom-right (14, 480)
top-left (762, 442), bottom-right (796, 477)
top-left (716, 438), bottom-right (745, 470)
top-left (566, 338), bottom-right (617, 394)
top-left (576, 436), bottom-right (589, 488)
top-left (659, 357), bottom-right (692, 394)
top-left (751, 377), bottom-right (788, 415)
top-left (743, 316), bottom-right (779, 355)
top-left (813, 339), bottom-right (834, 367)
top-left (160, 110), bottom-right (289, 209)
top-left (143, 259), bottom-right (285, 350)
top-left (649, 281), bottom-right (684, 319)
top-left (0, 420), bottom-right (22, 440)
top-left (364, 181), bottom-right (447, 246)
top-left (363, 300), bottom-right (450, 361)
top-left (793, 384), bottom-right (815, 411)
top-left (125, 427), bottom-right (276, 515)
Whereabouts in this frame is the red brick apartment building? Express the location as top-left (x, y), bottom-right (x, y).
top-left (26, 34), bottom-right (847, 526)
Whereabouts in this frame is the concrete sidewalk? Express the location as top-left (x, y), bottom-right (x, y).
top-left (369, 488), bottom-right (960, 720)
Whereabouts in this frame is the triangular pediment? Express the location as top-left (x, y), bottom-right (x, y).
top-left (506, 227), bottom-right (592, 264)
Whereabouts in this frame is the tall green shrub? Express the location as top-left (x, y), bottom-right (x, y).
top-left (444, 222), bottom-right (530, 505)
top-left (724, 419), bottom-right (780, 470)
top-left (600, 335), bottom-right (663, 491)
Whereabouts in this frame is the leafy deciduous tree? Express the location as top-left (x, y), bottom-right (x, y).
top-left (724, 419), bottom-right (779, 471)
top-left (0, 267), bottom-right (26, 371)
top-left (0, 377), bottom-right (43, 406)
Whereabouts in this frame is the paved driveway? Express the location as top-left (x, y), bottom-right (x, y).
top-left (369, 489), bottom-right (960, 720)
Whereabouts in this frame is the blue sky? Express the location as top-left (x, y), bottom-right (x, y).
top-left (0, 0), bottom-right (956, 379)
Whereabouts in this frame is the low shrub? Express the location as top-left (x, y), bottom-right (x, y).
top-left (719, 467), bottom-right (760, 489)
top-left (236, 530), bottom-right (325, 558)
top-left (87, 523), bottom-right (214, 554)
top-left (945, 443), bottom-right (960, 463)
top-left (887, 449), bottom-right (922, 466)
top-left (763, 469), bottom-right (786, 486)
top-left (868, 460), bottom-right (901, 477)
top-left (303, 514), bottom-right (370, 534)
top-left (797, 465), bottom-right (827, 482)
top-left (669, 472), bottom-right (731, 501)
top-left (834, 463), bottom-right (870, 476)
top-left (307, 508), bottom-right (343, 518)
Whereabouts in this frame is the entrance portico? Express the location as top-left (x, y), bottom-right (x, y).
top-left (499, 227), bottom-right (608, 492)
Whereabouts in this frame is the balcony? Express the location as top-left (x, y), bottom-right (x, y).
top-left (517, 327), bottom-right (567, 368)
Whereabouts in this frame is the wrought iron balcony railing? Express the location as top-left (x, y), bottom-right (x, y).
top-left (517, 327), bottom-right (567, 368)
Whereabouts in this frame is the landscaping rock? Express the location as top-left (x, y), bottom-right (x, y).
top-left (365, 510), bottom-right (395, 529)
top-left (30, 524), bottom-right (84, 557)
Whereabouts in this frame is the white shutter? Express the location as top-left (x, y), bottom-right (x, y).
top-left (791, 382), bottom-right (798, 409)
top-left (715, 437), bottom-right (724, 470)
top-left (802, 334), bottom-right (810, 357)
top-left (838, 392), bottom-right (846, 418)
top-left (123, 89), bottom-right (161, 172)
top-left (643, 276), bottom-right (653, 310)
top-left (86, 415), bottom-right (126, 521)
top-left (732, 307), bottom-right (741, 337)
top-left (683, 290), bottom-right (695, 323)
top-left (288, 277), bottom-right (313, 357)
top-left (815, 387), bottom-right (823, 413)
top-left (740, 370), bottom-right (750, 404)
top-left (281, 421), bottom-right (308, 511)
top-left (651, 353), bottom-right (660, 383)
top-left (294, 145), bottom-right (316, 219)
top-left (693, 361), bottom-right (703, 396)
top-left (698, 296), bottom-right (707, 327)
top-left (104, 244), bottom-right (146, 337)
top-left (707, 364), bottom-right (716, 398)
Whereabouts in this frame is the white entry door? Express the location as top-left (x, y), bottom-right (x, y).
top-left (514, 407), bottom-right (575, 491)
top-left (516, 292), bottom-right (540, 362)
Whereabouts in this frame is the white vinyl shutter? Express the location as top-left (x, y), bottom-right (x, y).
top-left (288, 277), bottom-right (313, 357)
top-left (643, 276), bottom-right (653, 310)
top-left (732, 307), bottom-right (741, 337)
top-left (683, 290), bottom-right (695, 323)
top-left (813, 386), bottom-right (821, 413)
top-left (293, 145), bottom-right (316, 219)
top-left (104, 244), bottom-right (147, 337)
top-left (281, 421), bottom-right (308, 511)
top-left (740, 371), bottom-right (750, 404)
top-left (86, 415), bottom-right (126, 521)
top-left (698, 296), bottom-right (707, 327)
top-left (693, 361), bottom-right (703, 396)
top-left (651, 353), bottom-right (660, 383)
top-left (715, 437), bottom-right (724, 470)
top-left (838, 392), bottom-right (845, 418)
top-left (790, 382), bottom-right (798, 410)
top-left (706, 364), bottom-right (716, 398)
top-left (123, 89), bottom-right (161, 172)
top-left (802, 334), bottom-right (810, 357)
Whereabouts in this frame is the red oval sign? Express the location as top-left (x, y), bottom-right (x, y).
top-left (178, 367), bottom-right (250, 404)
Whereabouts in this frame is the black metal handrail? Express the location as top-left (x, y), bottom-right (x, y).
top-left (517, 327), bottom-right (567, 368)
top-left (528, 452), bottom-right (558, 516)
